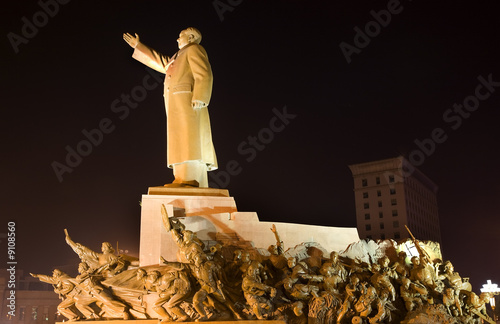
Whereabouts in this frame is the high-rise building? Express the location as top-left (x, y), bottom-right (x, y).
top-left (348, 156), bottom-right (441, 243)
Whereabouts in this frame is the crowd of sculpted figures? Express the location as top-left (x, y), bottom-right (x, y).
top-left (32, 216), bottom-right (497, 323)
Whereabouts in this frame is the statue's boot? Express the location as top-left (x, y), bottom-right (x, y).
top-left (226, 303), bottom-right (243, 320)
top-left (170, 307), bottom-right (190, 322)
top-left (193, 303), bottom-right (208, 322)
top-left (153, 306), bottom-right (173, 322)
top-left (122, 310), bottom-right (131, 320)
top-left (164, 180), bottom-right (199, 188)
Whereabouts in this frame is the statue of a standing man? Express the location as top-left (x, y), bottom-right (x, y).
top-left (123, 28), bottom-right (217, 188)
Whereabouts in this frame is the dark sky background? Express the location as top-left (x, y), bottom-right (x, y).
top-left (1, 0), bottom-right (499, 293)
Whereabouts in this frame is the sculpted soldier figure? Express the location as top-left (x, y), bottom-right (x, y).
top-left (31, 270), bottom-right (81, 321)
top-left (74, 262), bottom-right (131, 320)
top-left (443, 287), bottom-right (463, 317)
top-left (190, 253), bottom-right (243, 321)
top-left (242, 262), bottom-right (277, 320)
top-left (162, 205), bottom-right (205, 263)
top-left (123, 28), bottom-right (217, 188)
top-left (438, 260), bottom-right (472, 294)
top-left (391, 251), bottom-right (410, 280)
top-left (146, 269), bottom-right (191, 322)
top-left (65, 229), bottom-right (127, 277)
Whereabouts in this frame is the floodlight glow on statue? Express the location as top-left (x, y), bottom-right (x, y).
top-left (123, 28), bottom-right (217, 188)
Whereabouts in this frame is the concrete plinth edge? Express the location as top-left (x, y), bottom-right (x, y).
top-left (148, 187), bottom-right (229, 197)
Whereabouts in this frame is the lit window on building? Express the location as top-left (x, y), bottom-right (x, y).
top-left (364, 213), bottom-right (370, 220)
top-left (43, 306), bottom-right (49, 321)
top-left (362, 179), bottom-right (368, 187)
top-left (364, 203), bottom-right (369, 209)
top-left (32, 307), bottom-right (38, 320)
top-left (363, 192), bottom-right (368, 198)
top-left (366, 224), bottom-right (371, 231)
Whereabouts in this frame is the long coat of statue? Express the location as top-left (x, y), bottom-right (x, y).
top-left (132, 41), bottom-right (217, 170)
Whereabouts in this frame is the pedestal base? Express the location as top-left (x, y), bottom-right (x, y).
top-left (140, 187), bottom-right (359, 265)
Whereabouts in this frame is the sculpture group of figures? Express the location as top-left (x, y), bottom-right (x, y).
top-left (32, 216), bottom-right (497, 324)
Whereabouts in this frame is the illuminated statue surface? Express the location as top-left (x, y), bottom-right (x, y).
top-left (123, 28), bottom-right (217, 188)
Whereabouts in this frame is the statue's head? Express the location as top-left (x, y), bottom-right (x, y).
top-left (177, 27), bottom-right (202, 49)
top-left (411, 256), bottom-right (420, 266)
top-left (330, 251), bottom-right (339, 263)
top-left (241, 251), bottom-right (251, 263)
top-left (148, 271), bottom-right (161, 281)
top-left (183, 230), bottom-right (194, 243)
top-left (293, 301), bottom-right (304, 316)
top-left (247, 262), bottom-right (261, 277)
top-left (233, 249), bottom-right (242, 261)
top-left (268, 245), bottom-right (278, 255)
top-left (52, 269), bottom-right (63, 278)
top-left (136, 268), bottom-right (147, 280)
top-left (78, 262), bottom-right (90, 274)
top-left (287, 256), bottom-right (296, 268)
top-left (378, 256), bottom-right (389, 267)
top-left (443, 260), bottom-right (454, 272)
top-left (398, 251), bottom-right (407, 259)
top-left (101, 242), bottom-right (114, 253)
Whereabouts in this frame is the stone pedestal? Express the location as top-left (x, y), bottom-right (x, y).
top-left (139, 187), bottom-right (360, 266)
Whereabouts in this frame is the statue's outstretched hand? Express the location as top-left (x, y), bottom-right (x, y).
top-left (123, 33), bottom-right (139, 48)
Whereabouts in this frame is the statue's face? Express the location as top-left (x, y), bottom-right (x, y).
top-left (242, 252), bottom-right (251, 263)
top-left (78, 263), bottom-right (87, 274)
top-left (330, 252), bottom-right (339, 263)
top-left (102, 243), bottom-right (111, 253)
top-left (177, 30), bottom-right (190, 49)
top-left (136, 270), bottom-right (146, 280)
top-left (287, 258), bottom-right (296, 268)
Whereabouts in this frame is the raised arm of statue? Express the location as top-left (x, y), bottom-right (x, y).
top-left (31, 273), bottom-right (57, 285)
top-left (123, 33), bottom-right (139, 48)
top-left (64, 229), bottom-right (79, 252)
top-left (270, 224), bottom-right (284, 255)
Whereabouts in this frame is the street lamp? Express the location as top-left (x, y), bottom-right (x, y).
top-left (481, 280), bottom-right (500, 321)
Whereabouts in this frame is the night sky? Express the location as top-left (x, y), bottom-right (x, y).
top-left (1, 0), bottom-right (499, 293)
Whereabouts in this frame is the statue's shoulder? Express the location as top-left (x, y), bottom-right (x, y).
top-left (184, 43), bottom-right (208, 55)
